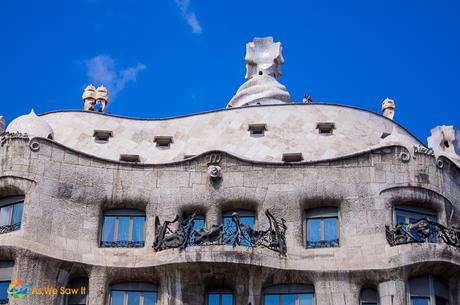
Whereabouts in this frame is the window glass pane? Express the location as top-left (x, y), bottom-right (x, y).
top-left (299, 293), bottom-right (313, 305)
top-left (224, 212), bottom-right (255, 246)
top-left (102, 216), bottom-right (116, 242)
top-left (240, 216), bottom-right (254, 246)
top-left (240, 216), bottom-right (254, 228)
top-left (143, 292), bottom-right (157, 305)
top-left (12, 202), bottom-right (23, 225)
top-left (208, 294), bottom-right (220, 305)
top-left (118, 216), bottom-right (130, 242)
top-left (111, 291), bottom-right (124, 305)
top-left (264, 295), bottom-right (279, 305)
top-left (435, 296), bottom-right (449, 305)
top-left (307, 219), bottom-right (321, 244)
top-left (222, 294), bottom-right (233, 305)
top-left (224, 216), bottom-right (237, 245)
top-left (0, 206), bottom-right (12, 226)
top-left (0, 281), bottom-right (10, 300)
top-left (132, 217), bottom-right (145, 242)
top-left (396, 215), bottom-right (406, 225)
top-left (324, 218), bottom-right (337, 241)
top-left (411, 297), bottom-right (430, 305)
top-left (127, 291), bottom-right (141, 305)
top-left (188, 217), bottom-right (205, 246)
top-left (281, 294), bottom-right (296, 305)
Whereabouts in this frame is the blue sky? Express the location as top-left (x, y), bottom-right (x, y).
top-left (1, 0), bottom-right (459, 142)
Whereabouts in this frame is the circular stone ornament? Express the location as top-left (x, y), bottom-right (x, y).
top-left (436, 159), bottom-right (444, 169)
top-left (208, 165), bottom-right (222, 179)
top-left (29, 140), bottom-right (40, 152)
top-left (399, 152), bottom-right (410, 162)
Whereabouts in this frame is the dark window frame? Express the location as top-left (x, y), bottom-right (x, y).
top-left (263, 284), bottom-right (315, 305)
top-left (66, 276), bottom-right (89, 305)
top-left (0, 196), bottom-right (24, 234)
top-left (100, 209), bottom-right (146, 248)
top-left (223, 210), bottom-right (256, 247)
top-left (110, 282), bottom-right (158, 305)
top-left (394, 205), bottom-right (438, 243)
top-left (207, 288), bottom-right (234, 305)
top-left (316, 122), bottom-right (335, 135)
top-left (359, 287), bottom-right (379, 305)
top-left (304, 207), bottom-right (339, 248)
top-left (248, 124), bottom-right (267, 137)
top-left (408, 275), bottom-right (450, 305)
top-left (93, 130), bottom-right (113, 143)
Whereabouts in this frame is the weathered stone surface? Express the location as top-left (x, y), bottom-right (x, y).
top-left (0, 136), bottom-right (458, 304)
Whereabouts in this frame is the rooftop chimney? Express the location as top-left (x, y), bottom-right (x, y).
top-left (0, 116), bottom-right (4, 133)
top-left (382, 98), bottom-right (395, 120)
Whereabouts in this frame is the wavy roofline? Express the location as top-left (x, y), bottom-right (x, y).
top-left (38, 103), bottom-right (425, 145)
top-left (28, 137), bottom-right (416, 168)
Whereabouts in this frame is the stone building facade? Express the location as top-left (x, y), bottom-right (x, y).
top-left (0, 37), bottom-right (459, 305)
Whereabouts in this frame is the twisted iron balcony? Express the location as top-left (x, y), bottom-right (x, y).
top-left (0, 223), bottom-right (21, 235)
top-left (100, 241), bottom-right (145, 248)
top-left (153, 210), bottom-right (287, 255)
top-left (386, 218), bottom-right (460, 248)
top-left (306, 239), bottom-right (340, 249)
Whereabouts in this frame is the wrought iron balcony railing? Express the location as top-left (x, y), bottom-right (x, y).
top-left (385, 219), bottom-right (460, 248)
top-left (153, 210), bottom-right (287, 255)
top-left (100, 241), bottom-right (145, 248)
top-left (0, 223), bottom-right (21, 235)
top-left (306, 239), bottom-right (340, 248)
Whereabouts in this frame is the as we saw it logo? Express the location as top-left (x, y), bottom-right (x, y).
top-left (7, 280), bottom-right (32, 299)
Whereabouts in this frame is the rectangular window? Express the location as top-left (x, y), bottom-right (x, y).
top-left (248, 124), bottom-right (267, 137)
top-left (264, 293), bottom-right (314, 305)
top-left (111, 290), bottom-right (157, 305)
top-left (187, 216), bottom-right (205, 246)
top-left (101, 212), bottom-right (145, 248)
top-left (67, 277), bottom-right (88, 305)
top-left (411, 297), bottom-right (430, 305)
top-left (435, 296), bottom-right (449, 305)
top-left (0, 281), bottom-right (10, 302)
top-left (93, 130), bottom-right (113, 143)
top-left (223, 211), bottom-right (255, 247)
top-left (395, 207), bottom-right (438, 243)
top-left (153, 136), bottom-right (173, 148)
top-left (0, 199), bottom-right (23, 233)
top-left (208, 293), bottom-right (233, 305)
top-left (305, 208), bottom-right (339, 248)
top-left (119, 154), bottom-right (140, 162)
top-left (282, 153), bottom-right (303, 162)
top-left (316, 122), bottom-right (335, 135)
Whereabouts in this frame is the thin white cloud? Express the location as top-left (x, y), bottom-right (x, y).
top-left (175, 0), bottom-right (202, 34)
top-left (85, 55), bottom-right (146, 98)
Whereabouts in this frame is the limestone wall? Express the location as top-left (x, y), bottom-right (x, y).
top-left (38, 104), bottom-right (422, 163)
top-left (0, 136), bottom-right (459, 305)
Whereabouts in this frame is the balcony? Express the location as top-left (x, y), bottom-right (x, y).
top-left (0, 222), bottom-right (21, 235)
top-left (100, 241), bottom-right (145, 248)
top-left (385, 219), bottom-right (460, 248)
top-left (153, 210), bottom-right (287, 255)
